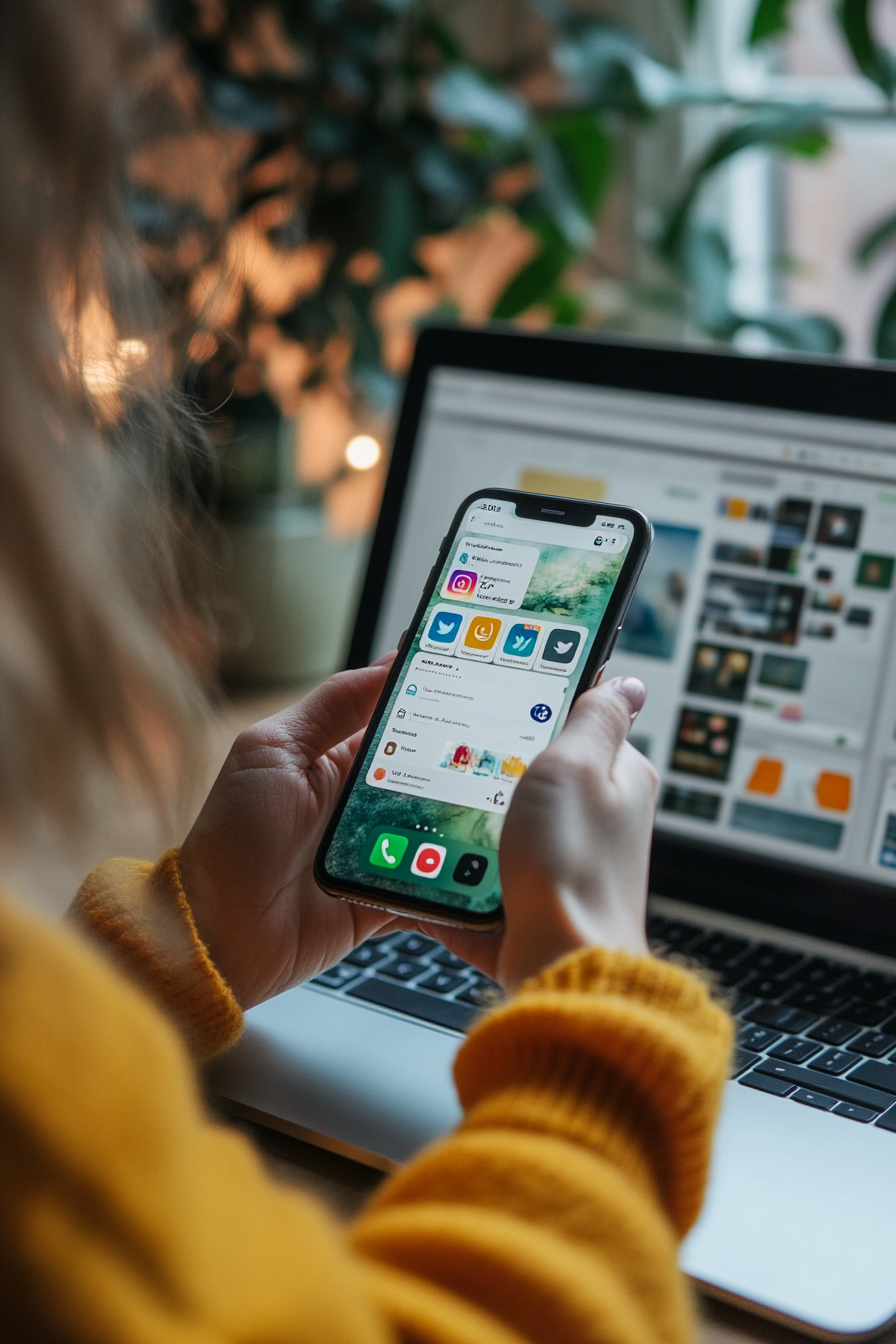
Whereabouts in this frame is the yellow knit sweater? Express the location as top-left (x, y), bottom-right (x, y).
top-left (0, 851), bottom-right (731, 1343)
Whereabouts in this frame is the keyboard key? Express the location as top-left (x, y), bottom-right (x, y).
top-left (655, 920), bottom-right (704, 951)
top-left (417, 970), bottom-right (466, 996)
top-left (782, 988), bottom-right (853, 1016)
top-left (879, 1013), bottom-right (896, 1036)
top-left (852, 1031), bottom-right (896, 1058)
top-left (714, 965), bottom-right (753, 988)
top-left (740, 974), bottom-right (790, 1001)
top-left (347, 977), bottom-right (477, 1031)
top-left (754, 1059), bottom-right (893, 1110)
top-left (792, 1088), bottom-right (837, 1112)
top-left (789, 958), bottom-right (849, 992)
top-left (745, 1003), bottom-right (817, 1033)
top-left (739, 1024), bottom-right (782, 1052)
top-left (691, 933), bottom-right (751, 967)
top-left (838, 971), bottom-right (896, 1002)
top-left (740, 945), bottom-right (804, 978)
top-left (740, 1071), bottom-right (795, 1097)
top-left (732, 1048), bottom-right (761, 1077)
top-left (847, 1059), bottom-right (896, 1095)
top-left (457, 980), bottom-right (503, 1009)
top-left (833, 1103), bottom-right (876, 1123)
top-left (730, 991), bottom-right (757, 1016)
top-left (379, 956), bottom-right (428, 983)
top-left (311, 965), bottom-right (362, 989)
top-left (433, 948), bottom-right (470, 971)
top-left (809, 1049), bottom-right (861, 1076)
top-left (807, 1017), bottom-right (860, 1046)
top-left (840, 999), bottom-right (889, 1028)
top-left (768, 1036), bottom-right (822, 1064)
top-left (393, 933), bottom-right (439, 958)
top-left (874, 1106), bottom-right (896, 1133)
top-left (343, 943), bottom-right (390, 968)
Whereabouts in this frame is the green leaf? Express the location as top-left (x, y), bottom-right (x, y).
top-left (661, 112), bottom-right (831, 260)
top-left (873, 282), bottom-right (896, 358)
top-left (748, 0), bottom-right (798, 45)
top-left (746, 312), bottom-right (843, 353)
top-left (491, 218), bottom-right (572, 320)
top-left (836, 0), bottom-right (896, 98)
top-left (375, 170), bottom-right (420, 285)
top-left (529, 130), bottom-right (595, 248)
top-left (542, 111), bottom-right (615, 216)
top-left (855, 209), bottom-right (896, 266)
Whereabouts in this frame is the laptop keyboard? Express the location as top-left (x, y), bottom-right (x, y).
top-left (310, 930), bottom-right (502, 1034)
top-left (648, 913), bottom-right (896, 1134)
top-left (309, 916), bottom-right (896, 1132)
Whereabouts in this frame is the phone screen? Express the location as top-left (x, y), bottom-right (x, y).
top-left (321, 495), bottom-right (638, 918)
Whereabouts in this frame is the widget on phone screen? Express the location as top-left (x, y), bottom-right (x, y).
top-left (453, 853), bottom-right (488, 886)
top-left (410, 842), bottom-right (447, 878)
top-left (369, 832), bottom-right (409, 869)
top-left (459, 615), bottom-right (502, 662)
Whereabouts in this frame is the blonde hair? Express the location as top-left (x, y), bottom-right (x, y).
top-left (0, 0), bottom-right (212, 834)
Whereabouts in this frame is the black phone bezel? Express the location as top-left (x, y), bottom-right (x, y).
top-left (342, 323), bottom-right (896, 955)
top-left (314, 485), bottom-right (652, 928)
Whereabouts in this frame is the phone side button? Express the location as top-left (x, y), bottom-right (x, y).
top-left (347, 977), bottom-right (477, 1032)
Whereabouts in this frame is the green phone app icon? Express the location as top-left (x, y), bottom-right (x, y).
top-left (369, 831), bottom-right (409, 870)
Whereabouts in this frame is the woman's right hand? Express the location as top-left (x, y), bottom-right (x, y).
top-left (425, 676), bottom-right (659, 991)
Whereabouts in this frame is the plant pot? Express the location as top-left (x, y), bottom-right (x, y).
top-left (218, 504), bottom-right (368, 687)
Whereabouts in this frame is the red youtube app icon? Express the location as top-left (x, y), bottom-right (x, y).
top-left (410, 842), bottom-right (446, 879)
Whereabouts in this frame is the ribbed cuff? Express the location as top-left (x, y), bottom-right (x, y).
top-left (453, 947), bottom-right (732, 1235)
top-left (68, 849), bottom-right (242, 1060)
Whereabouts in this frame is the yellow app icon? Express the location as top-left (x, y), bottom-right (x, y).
top-left (464, 616), bottom-right (501, 650)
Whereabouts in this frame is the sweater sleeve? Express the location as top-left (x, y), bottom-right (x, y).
top-left (68, 850), bottom-right (242, 1059)
top-left (42, 862), bottom-right (733, 1344)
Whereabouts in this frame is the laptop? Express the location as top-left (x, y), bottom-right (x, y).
top-left (207, 325), bottom-right (896, 1339)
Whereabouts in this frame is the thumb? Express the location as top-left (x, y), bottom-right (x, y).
top-left (268, 665), bottom-right (390, 765)
top-left (551, 676), bottom-right (647, 767)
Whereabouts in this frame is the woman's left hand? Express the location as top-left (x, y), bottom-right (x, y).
top-left (179, 664), bottom-right (405, 1009)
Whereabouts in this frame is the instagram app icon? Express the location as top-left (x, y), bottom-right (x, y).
top-left (446, 569), bottom-right (477, 598)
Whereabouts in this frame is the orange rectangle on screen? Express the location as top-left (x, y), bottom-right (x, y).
top-left (746, 758), bottom-right (784, 796)
top-left (815, 772), bottom-right (852, 812)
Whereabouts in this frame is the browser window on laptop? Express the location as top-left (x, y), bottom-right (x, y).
top-left (372, 367), bottom-right (896, 891)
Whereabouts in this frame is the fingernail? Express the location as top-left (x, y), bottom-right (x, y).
top-left (371, 650), bottom-right (397, 667)
top-left (608, 675), bottom-right (647, 718)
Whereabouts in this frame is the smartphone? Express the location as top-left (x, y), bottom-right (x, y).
top-left (314, 488), bottom-right (653, 929)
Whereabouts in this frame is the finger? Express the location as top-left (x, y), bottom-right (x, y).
top-left (412, 923), bottom-right (502, 980)
top-left (271, 665), bottom-right (390, 764)
top-left (371, 649), bottom-right (397, 667)
top-left (550, 676), bottom-right (647, 766)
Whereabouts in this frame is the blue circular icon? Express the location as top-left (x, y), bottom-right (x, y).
top-left (530, 703), bottom-right (552, 723)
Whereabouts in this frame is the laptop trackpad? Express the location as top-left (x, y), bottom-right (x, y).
top-left (205, 984), bottom-right (462, 1168)
top-left (683, 1081), bottom-right (896, 1336)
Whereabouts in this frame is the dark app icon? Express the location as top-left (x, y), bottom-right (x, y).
top-left (542, 628), bottom-right (581, 664)
top-left (384, 741), bottom-right (397, 755)
top-left (453, 853), bottom-right (488, 887)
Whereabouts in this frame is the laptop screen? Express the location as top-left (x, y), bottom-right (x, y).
top-left (370, 365), bottom-right (896, 892)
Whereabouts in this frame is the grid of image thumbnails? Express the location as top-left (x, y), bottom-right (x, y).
top-left (624, 495), bottom-right (896, 871)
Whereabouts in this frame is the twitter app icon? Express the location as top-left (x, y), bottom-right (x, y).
top-left (424, 608), bottom-right (464, 649)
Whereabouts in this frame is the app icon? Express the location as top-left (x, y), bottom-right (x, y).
top-left (427, 610), bottom-right (463, 643)
top-left (530, 703), bottom-right (552, 723)
top-left (369, 832), bottom-right (409, 868)
top-left (453, 853), bottom-right (488, 887)
top-left (411, 842), bottom-right (446, 879)
top-left (463, 616), bottom-right (501, 651)
top-left (406, 683), bottom-right (418, 696)
top-left (542, 628), bottom-right (581, 664)
top-left (446, 568), bottom-right (477, 598)
top-left (503, 622), bottom-right (541, 658)
top-left (373, 767), bottom-right (386, 780)
top-left (384, 741), bottom-right (397, 755)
